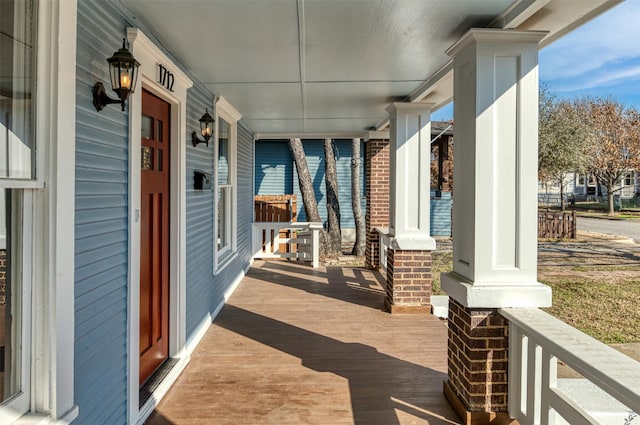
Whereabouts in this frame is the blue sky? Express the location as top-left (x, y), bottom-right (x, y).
top-left (432, 0), bottom-right (640, 121)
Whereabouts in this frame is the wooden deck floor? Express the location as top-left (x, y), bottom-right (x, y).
top-left (146, 260), bottom-right (461, 425)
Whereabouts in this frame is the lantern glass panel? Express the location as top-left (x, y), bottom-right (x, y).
top-left (109, 62), bottom-right (120, 91)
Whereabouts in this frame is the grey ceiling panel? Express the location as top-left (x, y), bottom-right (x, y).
top-left (305, 81), bottom-right (421, 118)
top-left (121, 0), bottom-right (619, 135)
top-left (205, 83), bottom-right (303, 119)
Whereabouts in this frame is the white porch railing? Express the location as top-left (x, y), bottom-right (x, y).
top-left (252, 222), bottom-right (322, 268)
top-left (377, 227), bottom-right (391, 273)
top-left (501, 308), bottom-right (640, 425)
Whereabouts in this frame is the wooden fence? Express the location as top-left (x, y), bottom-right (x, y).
top-left (538, 210), bottom-right (576, 239)
top-left (254, 194), bottom-right (297, 222)
top-left (254, 195), bottom-right (298, 255)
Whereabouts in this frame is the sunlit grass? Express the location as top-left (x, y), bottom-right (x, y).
top-left (431, 248), bottom-right (640, 343)
top-left (540, 279), bottom-right (640, 343)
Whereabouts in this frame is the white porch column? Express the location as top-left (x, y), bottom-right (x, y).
top-left (441, 29), bottom-right (551, 424)
top-left (386, 103), bottom-right (436, 250)
top-left (441, 29), bottom-right (551, 308)
top-left (383, 103), bottom-right (435, 313)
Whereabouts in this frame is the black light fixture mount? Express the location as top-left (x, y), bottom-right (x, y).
top-left (93, 39), bottom-right (140, 112)
top-left (192, 108), bottom-right (214, 147)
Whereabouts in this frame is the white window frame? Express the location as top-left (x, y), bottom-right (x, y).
top-left (0, 0), bottom-right (79, 422)
top-left (0, 190), bottom-right (32, 423)
top-left (213, 97), bottom-right (241, 274)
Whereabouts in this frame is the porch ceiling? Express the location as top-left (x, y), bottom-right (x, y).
top-left (120, 0), bottom-right (620, 137)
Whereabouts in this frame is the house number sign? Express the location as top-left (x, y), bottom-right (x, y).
top-left (157, 64), bottom-right (175, 92)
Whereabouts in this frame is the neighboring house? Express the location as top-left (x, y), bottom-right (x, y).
top-left (0, 1), bottom-right (624, 424)
top-left (429, 122), bottom-right (454, 236)
top-left (254, 123), bottom-right (454, 238)
top-left (538, 171), bottom-right (640, 205)
top-left (254, 139), bottom-right (366, 239)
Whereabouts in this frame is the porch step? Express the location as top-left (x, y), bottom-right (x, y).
top-left (431, 295), bottom-right (449, 319)
top-left (556, 379), bottom-right (638, 425)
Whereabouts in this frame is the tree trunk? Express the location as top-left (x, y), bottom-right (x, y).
top-left (288, 138), bottom-right (327, 252)
top-left (323, 138), bottom-right (342, 254)
top-left (350, 138), bottom-right (365, 256)
top-left (607, 177), bottom-right (615, 215)
top-left (559, 178), bottom-right (566, 211)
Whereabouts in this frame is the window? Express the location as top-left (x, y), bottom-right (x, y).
top-left (624, 172), bottom-right (634, 187)
top-left (0, 0), bottom-right (35, 420)
top-left (0, 0), bottom-right (36, 180)
top-left (0, 190), bottom-right (29, 416)
top-left (213, 99), bottom-right (240, 272)
top-left (217, 117), bottom-right (232, 253)
top-left (0, 0), bottom-right (77, 421)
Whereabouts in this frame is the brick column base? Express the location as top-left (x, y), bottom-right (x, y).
top-left (384, 249), bottom-right (431, 314)
top-left (444, 298), bottom-right (515, 425)
top-left (364, 138), bottom-right (389, 269)
top-left (365, 229), bottom-right (380, 269)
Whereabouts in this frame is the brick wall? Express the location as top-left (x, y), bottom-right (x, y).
top-left (385, 249), bottom-right (431, 313)
top-left (365, 139), bottom-right (390, 269)
top-left (0, 249), bottom-right (5, 306)
top-left (447, 298), bottom-right (509, 413)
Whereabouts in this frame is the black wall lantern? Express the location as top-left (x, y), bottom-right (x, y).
top-left (192, 108), bottom-right (214, 147)
top-left (93, 39), bottom-right (140, 112)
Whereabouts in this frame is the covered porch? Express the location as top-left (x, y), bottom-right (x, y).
top-left (146, 260), bottom-right (459, 425)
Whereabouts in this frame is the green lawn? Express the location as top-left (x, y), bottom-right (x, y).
top-left (430, 250), bottom-right (640, 343)
top-left (540, 279), bottom-right (640, 344)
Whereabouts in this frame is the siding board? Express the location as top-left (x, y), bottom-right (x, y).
top-left (255, 140), bottom-right (293, 195)
top-left (184, 90), bottom-right (254, 346)
top-left (75, 1), bottom-right (130, 422)
top-left (76, 2), bottom-right (256, 423)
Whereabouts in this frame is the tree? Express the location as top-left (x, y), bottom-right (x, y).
top-left (288, 138), bottom-right (327, 252)
top-left (578, 98), bottom-right (640, 215)
top-left (323, 138), bottom-right (342, 254)
top-left (538, 87), bottom-right (590, 210)
top-left (350, 138), bottom-right (365, 256)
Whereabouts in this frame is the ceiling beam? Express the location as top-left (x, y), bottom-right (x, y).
top-left (490, 0), bottom-right (552, 29)
top-left (296, 0), bottom-right (308, 132)
top-left (255, 131), bottom-right (369, 140)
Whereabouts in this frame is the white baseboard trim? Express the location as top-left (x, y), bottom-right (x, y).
top-left (136, 356), bottom-right (190, 425)
top-left (223, 263), bottom-right (250, 302)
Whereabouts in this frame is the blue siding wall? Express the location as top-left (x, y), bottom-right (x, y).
top-left (255, 139), bottom-right (366, 228)
top-left (75, 2), bottom-right (130, 423)
top-left (185, 103), bottom-right (254, 338)
top-left (75, 2), bottom-right (255, 423)
top-left (431, 192), bottom-right (452, 236)
top-left (255, 141), bottom-right (292, 194)
top-left (185, 87), bottom-right (216, 339)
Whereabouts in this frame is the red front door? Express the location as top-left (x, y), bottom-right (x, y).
top-left (139, 90), bottom-right (170, 384)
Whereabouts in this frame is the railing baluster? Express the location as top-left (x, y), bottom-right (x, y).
top-left (501, 308), bottom-right (640, 425)
top-left (252, 222), bottom-right (321, 268)
top-left (540, 348), bottom-right (558, 425)
top-left (509, 326), bottom-right (525, 420)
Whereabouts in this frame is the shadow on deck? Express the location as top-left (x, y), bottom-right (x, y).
top-left (146, 260), bottom-right (460, 425)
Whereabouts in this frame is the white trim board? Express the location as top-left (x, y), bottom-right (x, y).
top-left (126, 27), bottom-right (193, 425)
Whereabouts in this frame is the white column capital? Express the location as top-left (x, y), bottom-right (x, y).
top-left (386, 102), bottom-right (435, 114)
top-left (445, 28), bottom-right (547, 57)
top-left (362, 131), bottom-right (389, 142)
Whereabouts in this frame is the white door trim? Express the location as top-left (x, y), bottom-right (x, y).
top-left (125, 27), bottom-right (192, 425)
